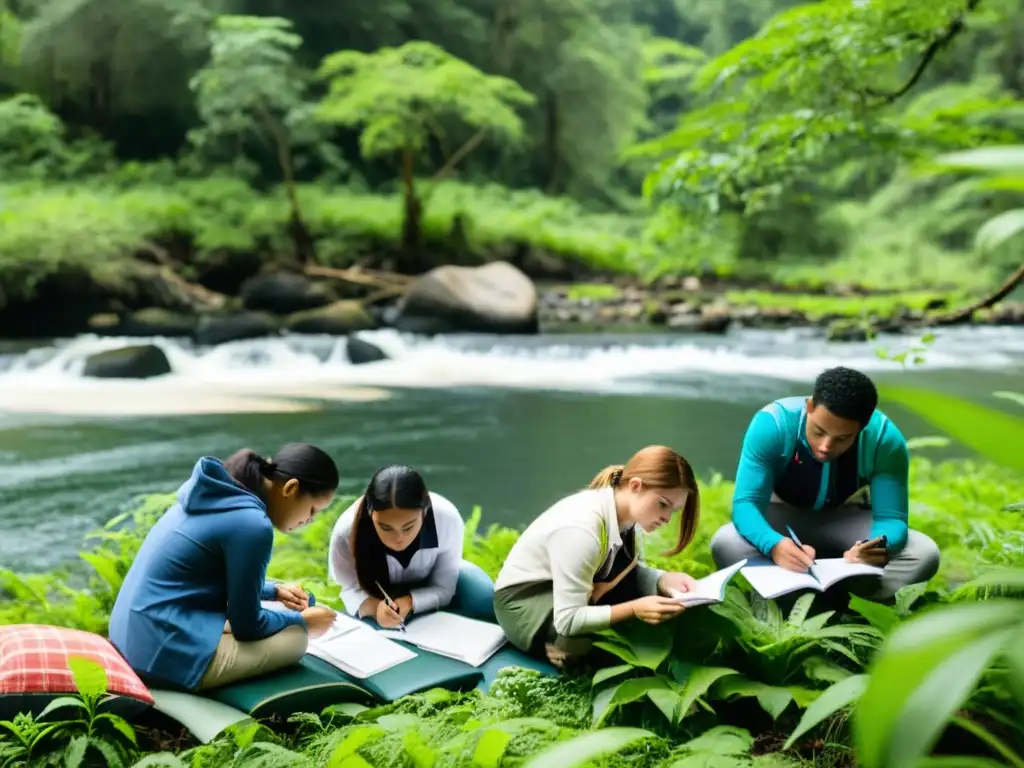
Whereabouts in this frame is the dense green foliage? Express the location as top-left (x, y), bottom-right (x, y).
top-left (0, 0), bottom-right (1022, 301)
top-left (3, 387), bottom-right (1024, 766)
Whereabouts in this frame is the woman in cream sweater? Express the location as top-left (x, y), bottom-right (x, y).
top-left (494, 445), bottom-right (701, 668)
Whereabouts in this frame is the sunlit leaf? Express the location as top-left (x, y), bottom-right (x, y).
top-left (519, 728), bottom-right (656, 768)
top-left (854, 600), bottom-right (1021, 768)
top-left (880, 386), bottom-right (1024, 470)
top-left (784, 674), bottom-right (867, 749)
top-left (974, 209), bottom-right (1024, 252)
top-left (933, 146), bottom-right (1024, 174)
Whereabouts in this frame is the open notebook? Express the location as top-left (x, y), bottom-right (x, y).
top-left (739, 556), bottom-right (884, 599)
top-left (304, 613), bottom-right (417, 678)
top-left (377, 611), bottom-right (508, 667)
top-left (261, 602), bottom-right (505, 672)
top-left (665, 560), bottom-right (747, 607)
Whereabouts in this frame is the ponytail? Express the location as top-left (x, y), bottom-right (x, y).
top-left (589, 464), bottom-right (625, 489)
top-left (223, 448), bottom-right (274, 500)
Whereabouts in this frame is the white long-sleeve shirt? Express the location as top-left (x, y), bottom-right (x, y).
top-left (494, 486), bottom-right (663, 637)
top-left (328, 491), bottom-right (465, 616)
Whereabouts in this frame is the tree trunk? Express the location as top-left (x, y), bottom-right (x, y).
top-left (258, 102), bottom-right (316, 265)
top-left (543, 90), bottom-right (562, 194)
top-left (932, 261), bottom-right (1024, 325)
top-left (400, 144), bottom-right (422, 273)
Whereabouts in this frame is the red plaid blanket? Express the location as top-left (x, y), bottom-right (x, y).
top-left (0, 624), bottom-right (153, 704)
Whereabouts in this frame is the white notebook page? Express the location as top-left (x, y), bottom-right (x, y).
top-left (377, 611), bottom-right (507, 667)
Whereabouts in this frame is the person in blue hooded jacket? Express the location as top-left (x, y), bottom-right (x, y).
top-left (109, 443), bottom-right (341, 692)
top-left (710, 366), bottom-right (940, 602)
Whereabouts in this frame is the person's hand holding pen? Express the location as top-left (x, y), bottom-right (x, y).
top-left (769, 525), bottom-right (816, 572)
top-left (375, 581), bottom-right (409, 631)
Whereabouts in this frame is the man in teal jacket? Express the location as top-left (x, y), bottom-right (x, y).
top-left (710, 366), bottom-right (940, 602)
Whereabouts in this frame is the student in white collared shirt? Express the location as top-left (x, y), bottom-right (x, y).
top-left (328, 464), bottom-right (495, 629)
top-left (494, 445), bottom-right (703, 668)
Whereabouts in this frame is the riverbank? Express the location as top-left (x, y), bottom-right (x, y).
top-left (2, 177), bottom-right (1020, 348)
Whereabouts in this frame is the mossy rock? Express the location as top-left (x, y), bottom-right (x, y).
top-left (284, 300), bottom-right (377, 335)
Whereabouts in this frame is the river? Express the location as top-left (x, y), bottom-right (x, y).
top-left (0, 325), bottom-right (1022, 573)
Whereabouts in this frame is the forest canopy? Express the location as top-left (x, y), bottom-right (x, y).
top-left (0, 0), bottom-right (1021, 287)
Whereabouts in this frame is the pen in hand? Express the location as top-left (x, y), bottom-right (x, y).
top-left (785, 525), bottom-right (816, 569)
top-left (375, 581), bottom-right (407, 632)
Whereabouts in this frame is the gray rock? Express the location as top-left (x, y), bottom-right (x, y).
top-left (284, 301), bottom-right (377, 335)
top-left (82, 344), bottom-right (172, 379)
top-left (240, 272), bottom-right (335, 315)
top-left (196, 312), bottom-right (278, 346)
top-left (394, 261), bottom-right (539, 335)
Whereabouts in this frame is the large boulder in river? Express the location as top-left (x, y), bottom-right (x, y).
top-left (82, 344), bottom-right (172, 379)
top-left (240, 272), bottom-right (335, 315)
top-left (284, 301), bottom-right (377, 335)
top-left (393, 261), bottom-right (538, 335)
top-left (195, 311), bottom-right (278, 346)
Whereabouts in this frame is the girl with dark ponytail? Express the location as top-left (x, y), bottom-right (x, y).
top-left (110, 443), bottom-right (341, 693)
top-left (328, 464), bottom-right (495, 629)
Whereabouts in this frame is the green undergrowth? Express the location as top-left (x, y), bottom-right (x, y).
top-left (1, 445), bottom-right (1023, 766)
top-left (0, 172), bottom-right (1003, 310)
top-left (723, 290), bottom-right (960, 321)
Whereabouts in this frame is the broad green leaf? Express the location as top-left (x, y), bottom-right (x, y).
top-left (679, 725), bottom-right (753, 756)
top-left (520, 728), bottom-right (657, 768)
top-left (879, 386), bottom-right (1024, 470)
top-left (933, 146), bottom-right (1024, 173)
top-left (963, 568), bottom-right (1024, 590)
top-left (784, 674), bottom-right (867, 749)
top-left (993, 391), bottom-right (1024, 408)
top-left (63, 735), bottom-right (88, 768)
top-left (713, 676), bottom-right (795, 719)
top-left (975, 209), bottom-right (1024, 252)
top-left (1007, 621), bottom-right (1024, 708)
top-left (38, 695), bottom-right (87, 719)
top-left (848, 595), bottom-right (900, 633)
top-left (670, 664), bottom-right (740, 724)
top-left (593, 675), bottom-right (670, 726)
top-left (472, 729), bottom-right (511, 768)
top-left (328, 725), bottom-right (386, 765)
top-left (594, 622), bottom-right (673, 670)
top-left (592, 664), bottom-right (635, 688)
top-left (645, 688), bottom-right (683, 725)
top-left (68, 655), bottom-right (108, 697)
top-left (854, 600), bottom-right (1022, 768)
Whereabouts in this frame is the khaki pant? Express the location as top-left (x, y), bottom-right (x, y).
top-left (710, 502), bottom-right (941, 602)
top-left (197, 624), bottom-right (308, 691)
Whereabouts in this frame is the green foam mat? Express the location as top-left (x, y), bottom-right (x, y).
top-left (201, 656), bottom-right (374, 719)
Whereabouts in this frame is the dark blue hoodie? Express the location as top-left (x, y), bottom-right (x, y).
top-left (108, 457), bottom-right (307, 690)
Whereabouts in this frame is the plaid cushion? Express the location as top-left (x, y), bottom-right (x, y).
top-left (0, 625), bottom-right (153, 704)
